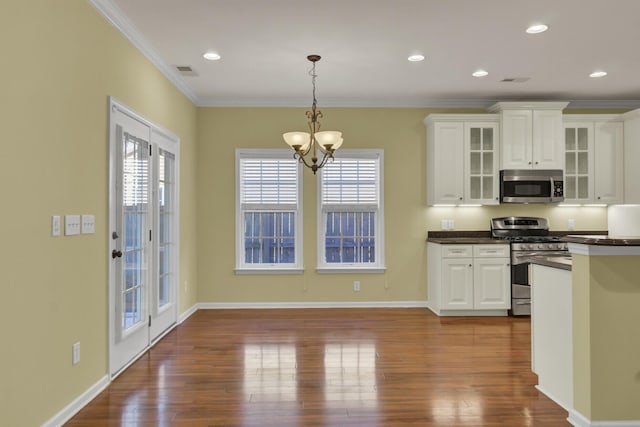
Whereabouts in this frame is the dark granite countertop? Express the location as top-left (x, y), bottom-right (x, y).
top-left (562, 235), bottom-right (640, 246)
top-left (426, 231), bottom-right (506, 244)
top-left (427, 230), bottom-right (607, 245)
top-left (527, 254), bottom-right (572, 271)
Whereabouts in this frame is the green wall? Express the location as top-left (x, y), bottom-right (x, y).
top-left (0, 1), bottom-right (198, 425)
top-left (196, 107), bottom-right (607, 304)
top-left (0, 2), bottom-right (619, 426)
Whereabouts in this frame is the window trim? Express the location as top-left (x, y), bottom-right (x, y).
top-left (235, 149), bottom-right (303, 273)
top-left (316, 149), bottom-right (385, 272)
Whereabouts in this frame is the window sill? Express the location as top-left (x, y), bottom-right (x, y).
top-left (316, 267), bottom-right (386, 274)
top-left (235, 268), bottom-right (304, 275)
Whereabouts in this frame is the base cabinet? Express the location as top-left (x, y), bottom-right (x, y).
top-left (428, 243), bottom-right (510, 316)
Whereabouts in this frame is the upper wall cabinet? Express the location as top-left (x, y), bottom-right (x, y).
top-left (622, 109), bottom-right (640, 203)
top-left (425, 114), bottom-right (500, 205)
top-left (489, 102), bottom-right (568, 170)
top-left (563, 116), bottom-right (624, 204)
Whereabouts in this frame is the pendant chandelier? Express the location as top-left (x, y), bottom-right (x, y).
top-left (283, 55), bottom-right (343, 174)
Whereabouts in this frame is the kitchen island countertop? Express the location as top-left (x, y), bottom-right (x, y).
top-left (562, 234), bottom-right (640, 246)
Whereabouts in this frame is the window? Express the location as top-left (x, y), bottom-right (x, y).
top-left (236, 149), bottom-right (303, 272)
top-left (318, 150), bottom-right (384, 272)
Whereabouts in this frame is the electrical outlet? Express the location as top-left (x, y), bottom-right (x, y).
top-left (353, 281), bottom-right (360, 292)
top-left (568, 219), bottom-right (575, 231)
top-left (448, 219), bottom-right (455, 230)
top-left (72, 342), bottom-right (81, 365)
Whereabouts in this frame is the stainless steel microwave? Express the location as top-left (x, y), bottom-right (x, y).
top-left (499, 169), bottom-right (564, 203)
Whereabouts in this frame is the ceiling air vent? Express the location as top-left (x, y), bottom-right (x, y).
top-left (500, 77), bottom-right (530, 83)
top-left (176, 65), bottom-right (198, 76)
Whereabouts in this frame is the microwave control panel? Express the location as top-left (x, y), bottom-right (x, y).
top-left (554, 182), bottom-right (564, 197)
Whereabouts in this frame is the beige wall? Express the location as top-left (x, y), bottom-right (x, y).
top-left (196, 107), bottom-right (608, 304)
top-left (0, 1), bottom-right (197, 425)
top-left (572, 254), bottom-right (640, 421)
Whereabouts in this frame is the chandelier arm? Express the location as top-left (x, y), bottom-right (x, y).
top-left (294, 151), bottom-right (316, 170)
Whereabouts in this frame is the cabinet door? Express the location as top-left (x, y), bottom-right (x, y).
top-left (594, 121), bottom-right (623, 204)
top-left (441, 258), bottom-right (474, 310)
top-left (501, 110), bottom-right (533, 169)
top-left (623, 111), bottom-right (640, 203)
top-left (563, 123), bottom-right (593, 203)
top-left (532, 110), bottom-right (564, 169)
top-left (428, 122), bottom-right (464, 204)
top-left (473, 258), bottom-right (510, 309)
top-left (464, 122), bottom-right (499, 204)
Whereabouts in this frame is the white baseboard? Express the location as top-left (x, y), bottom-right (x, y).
top-left (178, 303), bottom-right (199, 323)
top-left (197, 301), bottom-right (428, 309)
top-left (41, 375), bottom-right (109, 427)
top-left (568, 410), bottom-right (640, 427)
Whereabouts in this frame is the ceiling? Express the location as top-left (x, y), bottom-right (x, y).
top-left (99, 0), bottom-right (640, 108)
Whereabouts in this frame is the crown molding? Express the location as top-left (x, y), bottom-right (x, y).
top-left (197, 97), bottom-right (497, 108)
top-left (196, 97), bottom-right (640, 109)
top-left (87, 0), bottom-right (199, 104)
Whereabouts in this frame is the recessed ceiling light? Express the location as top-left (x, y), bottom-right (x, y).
top-left (408, 54), bottom-right (425, 62)
top-left (203, 51), bottom-right (221, 61)
top-left (589, 71), bottom-right (608, 78)
top-left (472, 69), bottom-right (489, 77)
top-left (526, 24), bottom-right (549, 34)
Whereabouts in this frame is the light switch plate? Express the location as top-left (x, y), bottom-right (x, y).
top-left (441, 219), bottom-right (449, 230)
top-left (568, 219), bottom-right (575, 231)
top-left (52, 216), bottom-right (61, 237)
top-left (65, 215), bottom-right (81, 236)
top-left (81, 215), bottom-right (95, 234)
top-left (448, 219), bottom-right (455, 230)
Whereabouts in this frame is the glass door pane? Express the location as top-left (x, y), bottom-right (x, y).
top-left (158, 149), bottom-right (175, 309)
top-left (122, 133), bottom-right (149, 331)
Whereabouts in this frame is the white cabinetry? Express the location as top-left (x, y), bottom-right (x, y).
top-left (622, 109), bottom-right (640, 203)
top-left (489, 102), bottom-right (568, 170)
top-left (427, 243), bottom-right (510, 316)
top-left (425, 115), bottom-right (499, 205)
top-left (563, 116), bottom-right (623, 204)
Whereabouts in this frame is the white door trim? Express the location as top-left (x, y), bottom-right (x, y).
top-left (108, 97), bottom-right (181, 377)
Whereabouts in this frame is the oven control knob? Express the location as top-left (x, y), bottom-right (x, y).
top-left (537, 244), bottom-right (544, 249)
top-left (527, 244), bottom-right (533, 249)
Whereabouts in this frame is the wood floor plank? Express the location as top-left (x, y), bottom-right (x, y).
top-left (66, 309), bottom-right (570, 426)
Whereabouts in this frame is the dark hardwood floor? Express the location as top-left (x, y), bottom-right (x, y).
top-left (66, 308), bottom-right (570, 426)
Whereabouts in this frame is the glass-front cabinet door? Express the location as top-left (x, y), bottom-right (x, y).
top-left (563, 123), bottom-right (593, 203)
top-left (464, 122), bottom-right (499, 205)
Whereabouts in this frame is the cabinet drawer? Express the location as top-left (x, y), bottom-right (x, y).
top-left (442, 245), bottom-right (473, 258)
top-left (473, 245), bottom-right (510, 258)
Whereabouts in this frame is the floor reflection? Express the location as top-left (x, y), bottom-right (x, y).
top-left (431, 393), bottom-right (483, 424)
top-left (243, 342), bottom-right (297, 402)
top-left (324, 341), bottom-right (378, 408)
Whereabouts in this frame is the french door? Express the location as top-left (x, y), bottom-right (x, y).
top-left (108, 99), bottom-right (179, 377)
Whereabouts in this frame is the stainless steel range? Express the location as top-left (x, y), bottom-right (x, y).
top-left (490, 217), bottom-right (568, 316)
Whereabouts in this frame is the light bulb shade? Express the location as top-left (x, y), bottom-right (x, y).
top-left (315, 131), bottom-right (343, 150)
top-left (283, 132), bottom-right (310, 150)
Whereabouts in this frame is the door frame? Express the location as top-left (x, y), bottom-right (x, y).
top-left (108, 97), bottom-right (180, 378)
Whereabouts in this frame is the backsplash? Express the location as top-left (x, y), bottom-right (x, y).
top-left (425, 205), bottom-right (607, 232)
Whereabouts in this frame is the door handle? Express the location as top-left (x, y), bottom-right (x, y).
top-left (112, 249), bottom-right (123, 259)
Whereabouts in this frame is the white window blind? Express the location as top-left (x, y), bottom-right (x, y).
top-left (321, 158), bottom-right (379, 207)
top-left (240, 159), bottom-right (298, 208)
